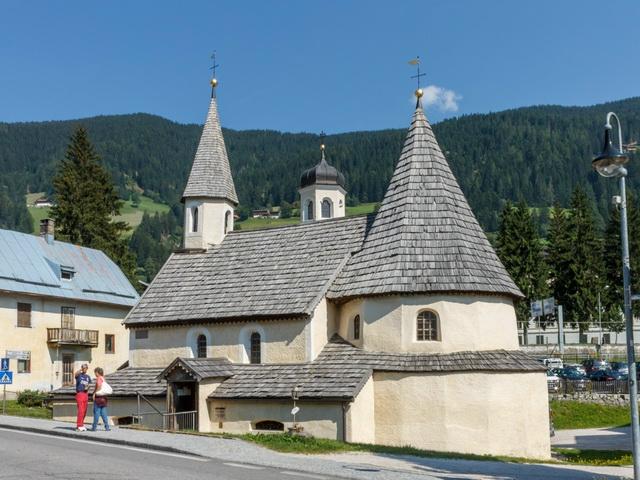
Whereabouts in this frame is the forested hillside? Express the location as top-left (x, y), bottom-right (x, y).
top-left (1, 97), bottom-right (639, 280)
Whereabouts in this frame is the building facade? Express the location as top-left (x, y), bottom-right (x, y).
top-left (1, 221), bottom-right (138, 393)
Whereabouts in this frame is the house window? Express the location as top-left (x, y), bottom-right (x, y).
top-left (224, 210), bottom-right (231, 234)
top-left (17, 302), bottom-right (32, 328)
top-left (255, 420), bottom-right (284, 431)
top-left (321, 199), bottom-right (332, 218)
top-left (197, 334), bottom-right (207, 358)
top-left (353, 315), bottom-right (361, 340)
top-left (17, 354), bottom-right (31, 374)
top-left (105, 334), bottom-right (115, 354)
top-left (603, 333), bottom-right (611, 345)
top-left (250, 332), bottom-right (261, 364)
top-left (416, 311), bottom-right (439, 341)
top-left (61, 306), bottom-right (75, 329)
top-left (307, 201), bottom-right (314, 221)
top-left (135, 329), bottom-right (149, 340)
top-left (61, 268), bottom-right (75, 280)
top-left (536, 335), bottom-right (545, 345)
top-left (579, 333), bottom-right (587, 344)
top-left (192, 207), bottom-right (199, 232)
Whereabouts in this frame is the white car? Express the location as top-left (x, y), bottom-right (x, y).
top-left (542, 358), bottom-right (564, 369)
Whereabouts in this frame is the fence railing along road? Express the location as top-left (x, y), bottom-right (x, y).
top-left (549, 378), bottom-right (629, 395)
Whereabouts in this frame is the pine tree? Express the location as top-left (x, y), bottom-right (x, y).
top-left (51, 127), bottom-right (137, 281)
top-left (496, 200), bottom-right (547, 336)
top-left (564, 186), bottom-right (605, 331)
top-left (603, 191), bottom-right (640, 330)
top-left (547, 203), bottom-right (572, 311)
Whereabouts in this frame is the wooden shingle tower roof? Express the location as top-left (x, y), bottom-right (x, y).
top-left (182, 94), bottom-right (238, 204)
top-left (328, 98), bottom-right (522, 300)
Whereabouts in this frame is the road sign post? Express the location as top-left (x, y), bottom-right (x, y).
top-left (0, 371), bottom-right (13, 415)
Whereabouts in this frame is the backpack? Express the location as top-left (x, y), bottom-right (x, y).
top-left (96, 379), bottom-right (113, 396)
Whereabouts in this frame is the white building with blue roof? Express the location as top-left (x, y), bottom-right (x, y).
top-left (0, 219), bottom-right (139, 393)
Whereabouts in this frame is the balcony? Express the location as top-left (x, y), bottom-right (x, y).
top-left (47, 328), bottom-right (99, 347)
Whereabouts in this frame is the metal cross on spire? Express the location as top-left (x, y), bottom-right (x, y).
top-left (319, 131), bottom-right (326, 160)
top-left (409, 56), bottom-right (425, 106)
top-left (209, 51), bottom-right (220, 98)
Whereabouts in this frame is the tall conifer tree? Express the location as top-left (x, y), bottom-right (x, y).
top-left (51, 127), bottom-right (137, 281)
top-left (496, 200), bottom-right (547, 337)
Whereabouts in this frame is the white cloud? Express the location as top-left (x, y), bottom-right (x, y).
top-left (421, 85), bottom-right (462, 112)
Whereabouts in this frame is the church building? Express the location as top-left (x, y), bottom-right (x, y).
top-left (53, 74), bottom-right (550, 459)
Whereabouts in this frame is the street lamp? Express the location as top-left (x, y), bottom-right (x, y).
top-left (593, 111), bottom-right (639, 479)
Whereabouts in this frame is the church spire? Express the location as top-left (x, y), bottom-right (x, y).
top-left (328, 88), bottom-right (522, 300)
top-left (182, 66), bottom-right (238, 250)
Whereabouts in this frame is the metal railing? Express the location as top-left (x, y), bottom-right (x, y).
top-left (47, 328), bottom-right (99, 346)
top-left (132, 410), bottom-right (197, 431)
top-left (549, 378), bottom-right (630, 395)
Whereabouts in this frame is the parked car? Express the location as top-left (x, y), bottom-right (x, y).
top-left (608, 369), bottom-right (628, 381)
top-left (542, 358), bottom-right (564, 369)
top-left (557, 368), bottom-right (588, 392)
top-left (547, 370), bottom-right (561, 393)
top-left (611, 362), bottom-right (629, 375)
top-left (583, 359), bottom-right (609, 374)
top-left (565, 363), bottom-right (587, 376)
top-left (588, 369), bottom-right (616, 382)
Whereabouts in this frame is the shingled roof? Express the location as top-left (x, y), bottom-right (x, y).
top-left (328, 101), bottom-right (522, 300)
top-left (125, 215), bottom-right (373, 326)
top-left (53, 368), bottom-right (165, 397)
top-left (207, 335), bottom-right (543, 401)
top-left (182, 96), bottom-right (238, 204)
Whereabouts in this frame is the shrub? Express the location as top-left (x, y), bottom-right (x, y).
top-left (17, 389), bottom-right (47, 407)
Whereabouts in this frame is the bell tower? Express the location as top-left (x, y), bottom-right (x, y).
top-left (298, 138), bottom-right (346, 222)
top-left (182, 64), bottom-right (238, 249)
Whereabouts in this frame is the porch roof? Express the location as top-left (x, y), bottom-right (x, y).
top-left (52, 367), bottom-right (166, 397)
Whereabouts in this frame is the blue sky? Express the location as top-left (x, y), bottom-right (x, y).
top-left (1, 1), bottom-right (639, 133)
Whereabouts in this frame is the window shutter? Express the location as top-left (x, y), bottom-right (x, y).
top-left (17, 303), bottom-right (32, 328)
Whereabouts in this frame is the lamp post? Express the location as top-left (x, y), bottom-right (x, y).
top-left (593, 111), bottom-right (640, 479)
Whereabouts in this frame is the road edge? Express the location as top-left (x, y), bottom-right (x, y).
top-left (0, 421), bottom-right (203, 458)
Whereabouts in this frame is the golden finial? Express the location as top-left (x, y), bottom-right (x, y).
top-left (210, 51), bottom-right (220, 97)
top-left (415, 88), bottom-right (424, 98)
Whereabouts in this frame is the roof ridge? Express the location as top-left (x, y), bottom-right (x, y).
top-left (227, 213), bottom-right (373, 236)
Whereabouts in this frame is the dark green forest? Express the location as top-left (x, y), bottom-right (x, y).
top-left (1, 96), bottom-right (639, 281)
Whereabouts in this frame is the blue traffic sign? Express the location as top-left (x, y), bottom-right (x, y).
top-left (0, 358), bottom-right (8, 371)
top-left (0, 371), bottom-right (12, 385)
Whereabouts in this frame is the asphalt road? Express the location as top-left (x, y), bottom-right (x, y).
top-left (0, 428), bottom-right (338, 480)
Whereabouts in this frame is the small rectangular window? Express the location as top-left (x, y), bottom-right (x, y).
top-left (61, 306), bottom-right (75, 329)
top-left (353, 315), bottom-right (361, 340)
top-left (602, 333), bottom-right (611, 345)
top-left (105, 334), bottom-right (115, 354)
top-left (61, 269), bottom-right (74, 280)
top-left (17, 303), bottom-right (32, 328)
top-left (18, 356), bottom-right (31, 373)
top-left (579, 333), bottom-right (588, 344)
top-left (135, 329), bottom-right (149, 340)
top-left (535, 335), bottom-right (545, 345)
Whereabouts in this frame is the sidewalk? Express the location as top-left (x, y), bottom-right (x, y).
top-left (552, 426), bottom-right (632, 451)
top-left (0, 415), bottom-right (632, 480)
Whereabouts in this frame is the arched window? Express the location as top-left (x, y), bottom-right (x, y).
top-left (197, 334), bottom-right (207, 358)
top-left (255, 420), bottom-right (284, 431)
top-left (321, 199), bottom-right (332, 218)
top-left (192, 207), bottom-right (199, 232)
top-left (353, 315), bottom-right (360, 340)
top-left (416, 311), bottom-right (439, 341)
top-left (307, 201), bottom-right (314, 221)
top-left (224, 210), bottom-right (231, 234)
top-left (250, 332), bottom-right (261, 364)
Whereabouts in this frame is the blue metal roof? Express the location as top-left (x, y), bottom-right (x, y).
top-left (0, 228), bottom-right (139, 307)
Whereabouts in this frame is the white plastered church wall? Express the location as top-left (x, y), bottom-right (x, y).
top-left (361, 294), bottom-right (519, 354)
top-left (183, 198), bottom-right (235, 249)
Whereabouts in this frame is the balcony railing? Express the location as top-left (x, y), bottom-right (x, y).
top-left (47, 328), bottom-right (99, 347)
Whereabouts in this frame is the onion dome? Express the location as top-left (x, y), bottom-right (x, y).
top-left (300, 145), bottom-right (346, 189)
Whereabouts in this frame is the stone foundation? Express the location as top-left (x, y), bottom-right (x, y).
top-left (550, 392), bottom-right (634, 406)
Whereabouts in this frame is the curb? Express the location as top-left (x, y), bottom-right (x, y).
top-left (0, 422), bottom-right (202, 458)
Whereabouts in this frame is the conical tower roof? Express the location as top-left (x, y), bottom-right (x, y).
top-left (182, 96), bottom-right (238, 204)
top-left (328, 101), bottom-right (522, 300)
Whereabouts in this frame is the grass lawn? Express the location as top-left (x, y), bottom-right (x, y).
top-left (345, 202), bottom-right (378, 216)
top-left (550, 400), bottom-right (630, 429)
top-left (26, 192), bottom-right (169, 234)
top-left (2, 400), bottom-right (51, 419)
top-left (235, 217), bottom-right (301, 231)
top-left (553, 448), bottom-right (632, 466)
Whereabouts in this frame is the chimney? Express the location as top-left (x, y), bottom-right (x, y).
top-left (40, 218), bottom-right (55, 245)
